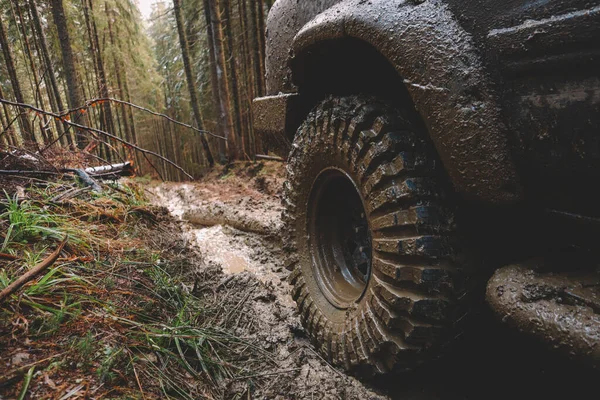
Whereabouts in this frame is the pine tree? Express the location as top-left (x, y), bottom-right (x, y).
top-left (173, 0), bottom-right (214, 166)
top-left (50, 0), bottom-right (89, 147)
top-left (0, 13), bottom-right (32, 143)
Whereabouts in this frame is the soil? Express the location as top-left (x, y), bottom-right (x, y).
top-left (148, 162), bottom-right (389, 399)
top-left (147, 161), bottom-right (598, 400)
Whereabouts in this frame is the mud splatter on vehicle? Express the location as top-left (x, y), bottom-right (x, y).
top-left (253, 0), bottom-right (600, 375)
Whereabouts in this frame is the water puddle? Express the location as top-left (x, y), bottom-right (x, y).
top-left (221, 253), bottom-right (249, 274)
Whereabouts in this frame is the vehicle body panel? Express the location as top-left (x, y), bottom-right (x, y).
top-left (256, 0), bottom-right (600, 212)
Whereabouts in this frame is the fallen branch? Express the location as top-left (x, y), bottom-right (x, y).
top-left (0, 253), bottom-right (18, 261)
top-left (0, 237), bottom-right (68, 303)
top-left (0, 98), bottom-right (194, 180)
top-left (255, 154), bottom-right (285, 162)
top-left (0, 169), bottom-right (63, 177)
top-left (50, 186), bottom-right (91, 203)
top-left (72, 98), bottom-right (227, 141)
top-left (0, 164), bottom-right (128, 188)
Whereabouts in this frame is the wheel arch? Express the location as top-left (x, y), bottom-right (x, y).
top-left (288, 0), bottom-right (521, 204)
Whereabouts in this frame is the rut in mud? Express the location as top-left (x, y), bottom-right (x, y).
top-left (148, 163), bottom-right (388, 399)
top-left (148, 162), bottom-right (599, 400)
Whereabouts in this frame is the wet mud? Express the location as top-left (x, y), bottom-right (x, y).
top-left (148, 172), bottom-right (389, 399)
top-left (148, 165), bottom-right (598, 399)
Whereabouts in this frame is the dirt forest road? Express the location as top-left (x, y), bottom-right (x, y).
top-left (148, 162), bottom-right (597, 400)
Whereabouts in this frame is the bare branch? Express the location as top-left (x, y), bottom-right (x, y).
top-left (0, 98), bottom-right (194, 180)
top-left (0, 237), bottom-right (67, 303)
top-left (67, 97), bottom-right (227, 141)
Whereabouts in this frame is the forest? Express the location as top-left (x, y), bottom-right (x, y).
top-left (2, 0), bottom-right (599, 398)
top-left (0, 0), bottom-right (273, 180)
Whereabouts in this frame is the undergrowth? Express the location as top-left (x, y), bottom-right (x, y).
top-left (0, 179), bottom-right (270, 399)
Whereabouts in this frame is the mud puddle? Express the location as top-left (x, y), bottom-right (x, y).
top-left (148, 175), bottom-right (388, 399)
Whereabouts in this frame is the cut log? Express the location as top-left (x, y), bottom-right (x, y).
top-left (84, 162), bottom-right (132, 175)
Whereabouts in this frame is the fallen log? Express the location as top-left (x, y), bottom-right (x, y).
top-left (84, 162), bottom-right (132, 175)
top-left (0, 237), bottom-right (67, 303)
top-left (255, 154), bottom-right (285, 162)
top-left (0, 163), bottom-right (132, 194)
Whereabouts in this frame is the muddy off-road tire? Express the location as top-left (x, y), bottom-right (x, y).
top-left (282, 95), bottom-right (467, 374)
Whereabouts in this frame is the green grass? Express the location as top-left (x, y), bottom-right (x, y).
top-left (1, 194), bottom-right (67, 252)
top-left (0, 180), bottom-right (268, 399)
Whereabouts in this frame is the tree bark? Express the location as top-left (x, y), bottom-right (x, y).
top-left (13, 0), bottom-right (51, 143)
top-left (173, 0), bottom-right (214, 166)
top-left (50, 0), bottom-right (89, 147)
top-left (0, 85), bottom-right (14, 146)
top-left (106, 3), bottom-right (130, 147)
top-left (82, 0), bottom-right (114, 152)
top-left (256, 0), bottom-right (266, 95)
top-left (28, 0), bottom-right (69, 146)
top-left (0, 14), bottom-right (32, 143)
top-left (222, 0), bottom-right (244, 158)
top-left (202, 0), bottom-right (225, 158)
top-left (207, 0), bottom-right (236, 160)
top-left (248, 0), bottom-right (265, 98)
top-left (239, 0), bottom-right (256, 156)
top-left (114, 22), bottom-right (141, 169)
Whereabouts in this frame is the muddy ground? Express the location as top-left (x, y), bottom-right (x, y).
top-left (149, 162), bottom-right (597, 400)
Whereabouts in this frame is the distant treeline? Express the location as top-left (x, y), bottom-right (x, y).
top-left (0, 0), bottom-right (273, 179)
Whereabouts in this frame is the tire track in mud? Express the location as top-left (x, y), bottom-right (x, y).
top-left (147, 179), bottom-right (599, 399)
top-left (149, 182), bottom-right (389, 399)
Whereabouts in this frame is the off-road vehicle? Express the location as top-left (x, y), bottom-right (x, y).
top-left (253, 0), bottom-right (600, 374)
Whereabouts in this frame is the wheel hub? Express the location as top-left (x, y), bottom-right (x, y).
top-left (307, 168), bottom-right (372, 309)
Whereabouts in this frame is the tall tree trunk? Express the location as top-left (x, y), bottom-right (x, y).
top-left (173, 0), bottom-right (214, 167)
top-left (82, 0), bottom-right (114, 161)
top-left (50, 0), bottom-right (89, 147)
top-left (239, 0), bottom-right (256, 156)
top-left (207, 0), bottom-right (236, 160)
top-left (105, 3), bottom-right (130, 144)
top-left (248, 0), bottom-right (264, 98)
top-left (83, 0), bottom-right (114, 135)
top-left (115, 22), bottom-right (141, 169)
top-left (29, 0), bottom-right (69, 145)
top-left (256, 0), bottom-right (266, 95)
top-left (13, 0), bottom-right (52, 144)
top-left (0, 15), bottom-right (32, 143)
top-left (0, 85), bottom-right (15, 146)
top-left (28, 0), bottom-right (68, 145)
top-left (203, 0), bottom-right (225, 158)
top-left (222, 0), bottom-right (244, 158)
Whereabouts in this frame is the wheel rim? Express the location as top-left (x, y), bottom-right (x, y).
top-left (307, 168), bottom-right (372, 309)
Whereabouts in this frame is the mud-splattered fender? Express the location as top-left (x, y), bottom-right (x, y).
top-left (290, 0), bottom-right (521, 204)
